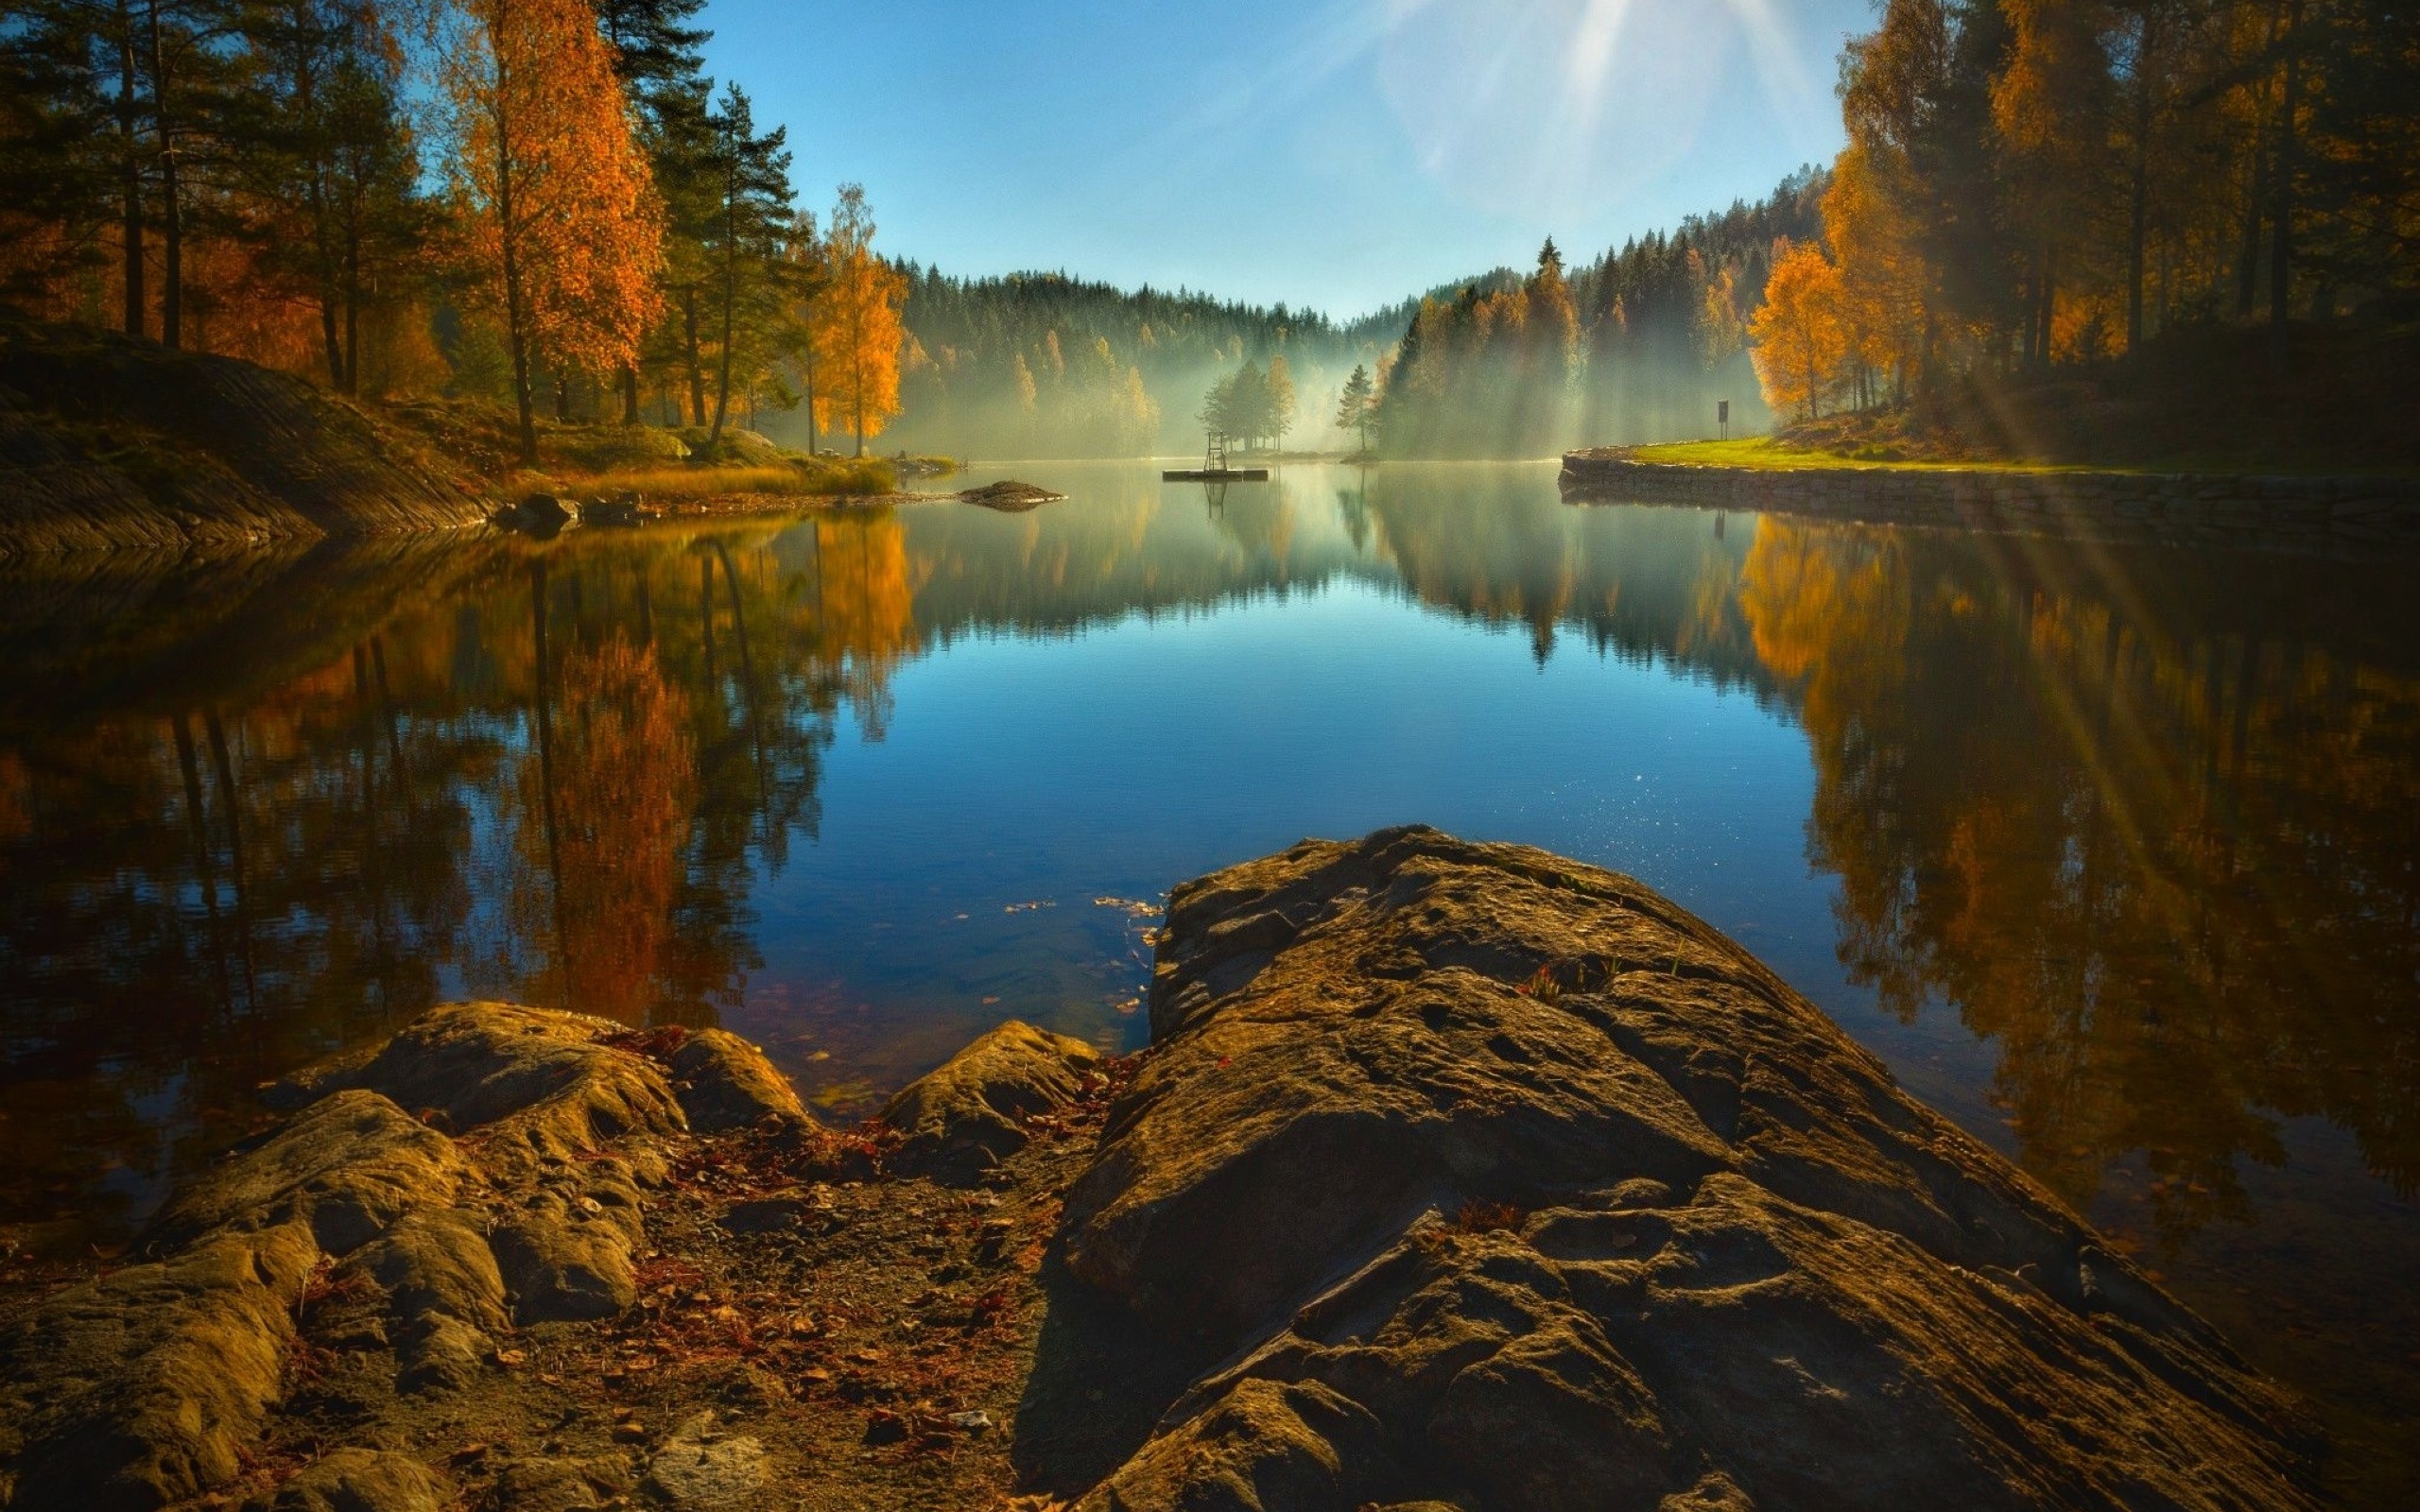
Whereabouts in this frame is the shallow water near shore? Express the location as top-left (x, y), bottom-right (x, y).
top-left (2, 458), bottom-right (2415, 1503)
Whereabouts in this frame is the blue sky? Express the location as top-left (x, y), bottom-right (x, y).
top-left (700, 0), bottom-right (1874, 321)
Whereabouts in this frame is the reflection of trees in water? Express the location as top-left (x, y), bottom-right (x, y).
top-left (515, 633), bottom-right (695, 1023)
top-left (0, 516), bottom-right (920, 1245)
top-left (1364, 472), bottom-right (1769, 685)
top-left (7, 480), bottom-right (2417, 1258)
top-left (1736, 518), bottom-right (2420, 1226)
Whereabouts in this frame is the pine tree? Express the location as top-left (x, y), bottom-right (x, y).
top-left (700, 84), bottom-right (792, 450)
top-left (234, 0), bottom-right (422, 392)
top-left (596, 0), bottom-right (709, 422)
top-left (1334, 363), bottom-right (1374, 454)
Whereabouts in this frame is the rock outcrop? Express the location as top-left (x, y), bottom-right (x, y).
top-left (0, 316), bottom-right (486, 557)
top-left (881, 1020), bottom-right (1102, 1178)
top-left (0, 1002), bottom-right (803, 1510)
top-left (0, 832), bottom-right (2323, 1511)
top-left (1064, 826), bottom-right (2319, 1511)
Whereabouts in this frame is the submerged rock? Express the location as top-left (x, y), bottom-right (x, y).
top-left (576, 492), bottom-right (653, 528)
top-left (493, 493), bottom-right (570, 537)
top-left (1064, 826), bottom-right (2318, 1511)
top-left (881, 1019), bottom-right (1101, 1178)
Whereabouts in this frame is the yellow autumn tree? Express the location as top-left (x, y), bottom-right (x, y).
top-left (1749, 240), bottom-right (1849, 422)
top-left (1823, 145), bottom-right (1928, 406)
top-left (812, 184), bottom-right (906, 456)
top-left (441, 0), bottom-right (664, 463)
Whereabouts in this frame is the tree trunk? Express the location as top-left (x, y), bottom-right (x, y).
top-left (341, 233), bottom-right (360, 396)
top-left (2268, 0), bottom-right (2302, 358)
top-left (2127, 95), bottom-right (2151, 352)
top-left (116, 2), bottom-right (144, 340)
top-left (619, 365), bottom-right (639, 425)
top-left (802, 350), bottom-right (817, 454)
top-left (493, 82), bottom-right (538, 465)
top-left (683, 285), bottom-right (705, 426)
top-left (2034, 245), bottom-right (2057, 369)
top-left (708, 173), bottom-right (737, 450)
top-left (147, 0), bottom-right (181, 350)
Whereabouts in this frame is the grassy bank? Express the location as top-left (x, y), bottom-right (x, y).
top-left (379, 398), bottom-right (912, 502)
top-left (1623, 438), bottom-right (2118, 473)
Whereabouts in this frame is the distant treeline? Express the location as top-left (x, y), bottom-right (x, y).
top-left (883, 180), bottom-right (1827, 461)
top-left (1372, 177), bottom-right (1827, 456)
top-left (886, 269), bottom-right (1374, 459)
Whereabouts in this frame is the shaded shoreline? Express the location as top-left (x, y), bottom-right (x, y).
top-left (1561, 446), bottom-right (2420, 558)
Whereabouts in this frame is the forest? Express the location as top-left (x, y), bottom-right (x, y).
top-left (0, 0), bottom-right (908, 462)
top-left (4, 0), bottom-right (2414, 462)
top-left (1743, 0), bottom-right (2420, 440)
top-left (1375, 0), bottom-right (2420, 459)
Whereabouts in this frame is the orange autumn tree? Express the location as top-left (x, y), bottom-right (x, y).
top-left (441, 0), bottom-right (664, 464)
top-left (813, 184), bottom-right (906, 456)
top-left (1749, 239), bottom-right (1849, 422)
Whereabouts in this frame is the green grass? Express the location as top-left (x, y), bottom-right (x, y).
top-left (1624, 438), bottom-right (2116, 473)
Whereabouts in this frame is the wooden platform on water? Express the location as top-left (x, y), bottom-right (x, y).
top-left (1163, 468), bottom-right (1270, 482)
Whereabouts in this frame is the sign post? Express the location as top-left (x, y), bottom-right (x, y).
top-left (1718, 400), bottom-right (1730, 441)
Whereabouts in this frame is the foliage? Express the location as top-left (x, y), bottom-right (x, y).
top-left (697, 84), bottom-right (795, 448)
top-left (1333, 363), bottom-right (1375, 454)
top-left (1372, 185), bottom-right (1824, 456)
top-left (439, 0), bottom-right (666, 462)
top-left (1198, 354), bottom-right (1296, 451)
top-left (811, 185), bottom-right (906, 455)
top-left (1749, 241), bottom-right (1849, 421)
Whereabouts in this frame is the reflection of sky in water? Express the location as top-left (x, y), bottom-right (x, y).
top-left (1, 459), bottom-right (2415, 1501)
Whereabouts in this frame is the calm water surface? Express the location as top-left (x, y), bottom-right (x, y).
top-left (2, 461), bottom-right (2414, 1502)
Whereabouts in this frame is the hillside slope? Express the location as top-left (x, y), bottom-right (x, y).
top-left (0, 318), bottom-right (489, 557)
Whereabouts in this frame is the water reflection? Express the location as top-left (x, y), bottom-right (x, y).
top-left (0, 462), bottom-right (2414, 1494)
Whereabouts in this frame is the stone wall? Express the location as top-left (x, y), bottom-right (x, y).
top-left (1559, 450), bottom-right (2420, 557)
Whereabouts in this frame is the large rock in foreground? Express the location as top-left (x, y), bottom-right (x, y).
top-left (1065, 827), bottom-right (2317, 1511)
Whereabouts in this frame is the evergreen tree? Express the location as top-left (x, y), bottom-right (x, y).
top-left (700, 84), bottom-right (792, 449)
top-left (596, 0), bottom-right (710, 422)
top-left (1334, 362), bottom-right (1374, 453)
top-left (234, 0), bottom-right (422, 392)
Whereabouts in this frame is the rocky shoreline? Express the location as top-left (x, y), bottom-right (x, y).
top-left (0, 829), bottom-right (2320, 1510)
top-left (1560, 447), bottom-right (2420, 558)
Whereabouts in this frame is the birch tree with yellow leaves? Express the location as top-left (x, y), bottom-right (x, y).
top-left (441, 0), bottom-right (664, 463)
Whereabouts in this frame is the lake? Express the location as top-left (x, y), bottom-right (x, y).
top-left (1, 459), bottom-right (2413, 1503)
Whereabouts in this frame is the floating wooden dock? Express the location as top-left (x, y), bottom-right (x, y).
top-left (1166, 430), bottom-right (1268, 483)
top-left (1163, 467), bottom-right (1270, 482)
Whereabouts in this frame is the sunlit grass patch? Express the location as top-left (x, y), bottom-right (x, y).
top-left (1624, 438), bottom-right (2105, 472)
top-left (539, 455), bottom-right (898, 500)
